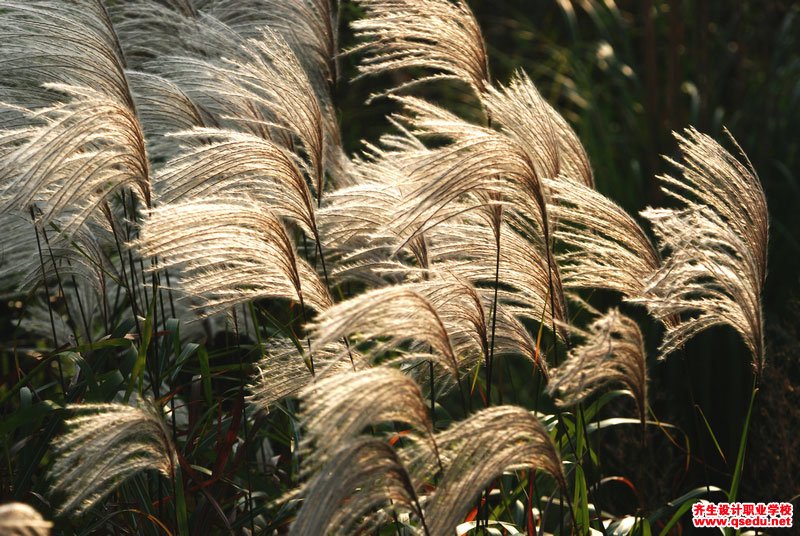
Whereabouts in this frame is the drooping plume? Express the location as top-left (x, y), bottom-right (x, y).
top-left (207, 0), bottom-right (340, 90)
top-left (351, 0), bottom-right (490, 99)
top-left (0, 1), bottom-right (153, 232)
top-left (49, 402), bottom-right (175, 515)
top-left (154, 128), bottom-right (319, 237)
top-left (306, 284), bottom-right (462, 379)
top-left (0, 86), bottom-right (152, 234)
top-left (288, 438), bottom-right (427, 535)
top-left (249, 339), bottom-right (364, 410)
top-left (427, 214), bottom-right (568, 340)
top-left (547, 176), bottom-right (661, 302)
top-left (483, 71), bottom-right (593, 187)
top-left (388, 96), bottom-right (548, 241)
top-left (548, 308), bottom-right (648, 424)
top-left (0, 503), bottom-right (52, 536)
top-left (638, 128), bottom-right (768, 371)
top-left (418, 406), bottom-right (565, 536)
top-left (299, 367), bottom-right (435, 467)
top-left (135, 196), bottom-right (332, 316)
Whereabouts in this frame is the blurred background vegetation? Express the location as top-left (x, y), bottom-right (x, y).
top-left (1, 0), bottom-right (798, 527)
top-left (335, 0), bottom-right (800, 512)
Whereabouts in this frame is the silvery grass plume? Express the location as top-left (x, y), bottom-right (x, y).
top-left (318, 128), bottom-right (444, 284)
top-left (390, 96), bottom-right (547, 238)
top-left (0, 0), bottom-right (134, 109)
top-left (318, 179), bottom-right (409, 285)
top-left (0, 1), bottom-right (153, 232)
top-left (0, 85), bottom-right (151, 235)
top-left (146, 53), bottom-right (291, 145)
top-left (427, 214), bottom-right (568, 340)
top-left (126, 71), bottom-right (208, 165)
top-left (637, 128), bottom-right (768, 372)
top-left (178, 0), bottom-right (344, 144)
top-left (134, 196), bottom-right (332, 316)
top-left (148, 27), bottom-right (345, 197)
top-left (209, 29), bottom-right (336, 199)
top-left (306, 274), bottom-right (542, 383)
top-left (415, 406), bottom-right (566, 536)
top-left (109, 0), bottom-right (201, 69)
top-left (387, 96), bottom-right (571, 331)
top-left (289, 438), bottom-right (428, 535)
top-left (0, 503), bottom-right (52, 536)
top-left (249, 339), bottom-right (366, 410)
top-left (205, 0), bottom-right (340, 90)
top-left (483, 71), bottom-right (594, 188)
top-left (297, 367), bottom-right (436, 470)
top-left (49, 402), bottom-right (175, 516)
top-left (350, 0), bottom-right (490, 100)
top-left (306, 284), bottom-right (464, 382)
top-left (422, 272), bottom-right (548, 375)
top-left (112, 0), bottom-right (258, 123)
top-left (154, 128), bottom-right (320, 240)
top-left (0, 211), bottom-right (124, 348)
top-left (546, 176), bottom-right (662, 302)
top-left (547, 308), bottom-right (648, 424)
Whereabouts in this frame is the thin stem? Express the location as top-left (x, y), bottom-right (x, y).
top-left (30, 210), bottom-right (65, 394)
top-left (106, 203), bottom-right (142, 339)
top-left (486, 222), bottom-right (501, 407)
top-left (163, 269), bottom-right (177, 319)
top-left (39, 222), bottom-right (82, 347)
top-left (429, 359), bottom-right (436, 424)
top-left (232, 310), bottom-right (257, 536)
top-left (312, 227), bottom-right (355, 368)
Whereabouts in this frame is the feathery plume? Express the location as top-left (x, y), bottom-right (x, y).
top-left (0, 85), bottom-right (151, 234)
top-left (547, 176), bottom-right (661, 301)
top-left (638, 128), bottom-right (768, 371)
top-left (387, 97), bottom-right (570, 337)
top-left (427, 215), bottom-right (568, 338)
top-left (108, 0), bottom-right (200, 70)
top-left (149, 26), bottom-right (344, 194)
top-left (49, 402), bottom-right (175, 515)
top-left (548, 308), bottom-right (648, 423)
top-left (318, 180), bottom-right (406, 277)
top-left (128, 71), bottom-right (207, 163)
top-left (317, 137), bottom-right (433, 284)
top-left (206, 0), bottom-right (339, 88)
top-left (154, 128), bottom-right (319, 237)
top-left (201, 29), bottom-right (340, 198)
top-left (419, 406), bottom-right (565, 536)
top-left (0, 503), bottom-right (52, 536)
top-left (135, 196), bottom-right (332, 315)
top-left (350, 0), bottom-right (490, 99)
top-left (289, 438), bottom-right (427, 535)
top-left (299, 367), bottom-right (435, 468)
top-left (389, 96), bottom-right (547, 241)
top-left (0, 0), bottom-right (134, 109)
top-left (0, 1), bottom-right (154, 234)
top-left (484, 71), bottom-right (593, 187)
top-left (306, 285), bottom-right (462, 379)
top-left (0, 214), bottom-right (104, 296)
top-left (249, 339), bottom-right (364, 410)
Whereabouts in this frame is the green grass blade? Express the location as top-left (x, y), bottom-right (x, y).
top-left (695, 404), bottom-right (727, 465)
top-left (174, 465), bottom-right (189, 536)
top-left (728, 385), bottom-right (758, 502)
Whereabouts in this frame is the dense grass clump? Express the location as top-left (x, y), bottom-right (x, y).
top-left (0, 1), bottom-right (795, 535)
